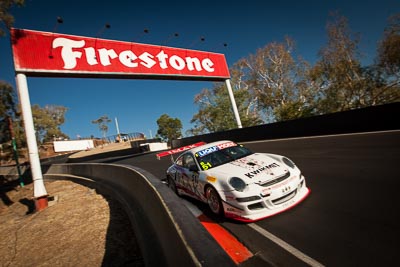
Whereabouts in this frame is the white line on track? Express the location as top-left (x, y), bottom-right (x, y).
top-left (248, 223), bottom-right (325, 267)
top-left (182, 198), bottom-right (325, 266)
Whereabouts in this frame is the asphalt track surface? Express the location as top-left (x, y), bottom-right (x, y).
top-left (104, 130), bottom-right (400, 266)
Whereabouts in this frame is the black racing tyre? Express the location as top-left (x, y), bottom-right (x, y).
top-left (168, 176), bottom-right (181, 196)
top-left (205, 186), bottom-right (223, 215)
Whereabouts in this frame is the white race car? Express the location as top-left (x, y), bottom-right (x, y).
top-left (157, 140), bottom-right (310, 222)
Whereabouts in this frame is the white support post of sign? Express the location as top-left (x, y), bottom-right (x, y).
top-left (225, 79), bottom-right (242, 129)
top-left (115, 117), bottom-right (121, 141)
top-left (15, 73), bottom-right (48, 211)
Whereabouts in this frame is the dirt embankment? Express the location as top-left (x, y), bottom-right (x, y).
top-left (0, 179), bottom-right (144, 266)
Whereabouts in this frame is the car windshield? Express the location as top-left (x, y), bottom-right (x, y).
top-left (196, 145), bottom-right (253, 170)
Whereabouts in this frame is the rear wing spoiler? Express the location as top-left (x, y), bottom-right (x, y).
top-left (156, 141), bottom-right (206, 160)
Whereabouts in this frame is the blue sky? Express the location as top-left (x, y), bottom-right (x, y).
top-left (1, 0), bottom-right (398, 140)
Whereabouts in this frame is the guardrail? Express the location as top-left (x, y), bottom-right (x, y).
top-left (44, 163), bottom-right (235, 267)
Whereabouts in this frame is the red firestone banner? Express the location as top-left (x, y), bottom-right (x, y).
top-left (11, 28), bottom-right (230, 81)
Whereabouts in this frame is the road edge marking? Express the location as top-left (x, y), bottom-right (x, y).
top-left (198, 214), bottom-right (253, 264)
top-left (248, 223), bottom-right (325, 267)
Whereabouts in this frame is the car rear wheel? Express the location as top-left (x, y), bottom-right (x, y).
top-left (168, 176), bottom-right (181, 196)
top-left (206, 186), bottom-right (223, 215)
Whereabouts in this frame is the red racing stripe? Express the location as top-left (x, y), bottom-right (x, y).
top-left (198, 214), bottom-right (253, 264)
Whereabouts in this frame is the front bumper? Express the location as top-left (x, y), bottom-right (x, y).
top-left (222, 175), bottom-right (310, 222)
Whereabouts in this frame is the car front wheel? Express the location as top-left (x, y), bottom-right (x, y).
top-left (206, 186), bottom-right (223, 215)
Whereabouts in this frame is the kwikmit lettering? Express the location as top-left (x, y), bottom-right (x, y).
top-left (244, 163), bottom-right (280, 178)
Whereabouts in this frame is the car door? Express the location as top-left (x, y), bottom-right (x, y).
top-left (181, 153), bottom-right (202, 199)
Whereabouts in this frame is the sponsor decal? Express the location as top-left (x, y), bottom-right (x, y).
top-left (156, 142), bottom-right (205, 159)
top-left (197, 146), bottom-right (218, 157)
top-left (201, 161), bottom-right (212, 170)
top-left (281, 186), bottom-right (292, 193)
top-left (230, 158), bottom-right (264, 170)
top-left (244, 163), bottom-right (280, 178)
top-left (216, 141), bottom-right (236, 150)
top-left (197, 141), bottom-right (237, 157)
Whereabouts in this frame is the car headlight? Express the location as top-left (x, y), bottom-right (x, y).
top-left (282, 157), bottom-right (296, 168)
top-left (229, 177), bottom-right (247, 192)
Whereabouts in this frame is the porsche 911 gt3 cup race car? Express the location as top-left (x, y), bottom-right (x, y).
top-left (157, 140), bottom-right (310, 222)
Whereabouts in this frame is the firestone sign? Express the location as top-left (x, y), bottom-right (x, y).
top-left (10, 28), bottom-right (240, 212)
top-left (11, 28), bottom-right (230, 80)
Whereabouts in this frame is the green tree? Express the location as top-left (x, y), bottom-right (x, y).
top-left (0, 0), bottom-right (25, 36)
top-left (189, 12), bottom-right (399, 135)
top-left (188, 80), bottom-right (263, 135)
top-left (0, 81), bottom-right (16, 117)
top-left (0, 81), bottom-right (17, 142)
top-left (311, 12), bottom-right (367, 113)
top-left (91, 115), bottom-right (111, 139)
top-left (311, 12), bottom-right (400, 112)
top-left (32, 104), bottom-right (69, 143)
top-left (377, 13), bottom-right (400, 78)
top-left (0, 81), bottom-right (27, 150)
top-left (0, 0), bottom-right (26, 158)
top-left (156, 114), bottom-right (182, 143)
top-left (239, 36), bottom-right (318, 122)
top-left (190, 36), bottom-right (318, 134)
top-left (373, 13), bottom-right (400, 104)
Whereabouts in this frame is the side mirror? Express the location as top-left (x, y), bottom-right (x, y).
top-left (189, 165), bottom-right (199, 172)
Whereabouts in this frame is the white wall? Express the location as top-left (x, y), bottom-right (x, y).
top-left (140, 142), bottom-right (168, 151)
top-left (53, 140), bottom-right (94, 152)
